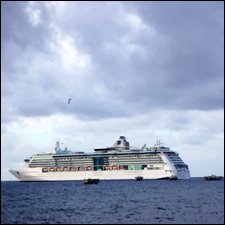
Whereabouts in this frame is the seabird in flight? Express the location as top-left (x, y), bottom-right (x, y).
top-left (68, 98), bottom-right (72, 104)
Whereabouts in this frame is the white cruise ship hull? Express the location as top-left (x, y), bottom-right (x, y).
top-left (9, 137), bottom-right (191, 181)
top-left (9, 167), bottom-right (190, 181)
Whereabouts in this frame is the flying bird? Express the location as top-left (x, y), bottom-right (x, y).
top-left (68, 98), bottom-right (72, 104)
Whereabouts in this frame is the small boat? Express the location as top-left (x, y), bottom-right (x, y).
top-left (204, 175), bottom-right (223, 181)
top-left (92, 179), bottom-right (99, 184)
top-left (83, 178), bottom-right (99, 184)
top-left (169, 175), bottom-right (178, 180)
top-left (135, 176), bottom-right (143, 181)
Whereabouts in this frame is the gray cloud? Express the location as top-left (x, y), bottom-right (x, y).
top-left (2, 2), bottom-right (224, 122)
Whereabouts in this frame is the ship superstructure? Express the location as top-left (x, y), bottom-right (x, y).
top-left (9, 136), bottom-right (190, 181)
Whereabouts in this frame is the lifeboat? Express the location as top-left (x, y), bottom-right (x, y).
top-left (85, 166), bottom-right (92, 171)
top-left (63, 167), bottom-right (69, 171)
top-left (49, 167), bottom-right (56, 172)
top-left (112, 165), bottom-right (118, 170)
top-left (104, 166), bottom-right (111, 170)
top-left (56, 167), bottom-right (62, 172)
top-left (119, 165), bottom-right (128, 170)
top-left (42, 168), bottom-right (49, 173)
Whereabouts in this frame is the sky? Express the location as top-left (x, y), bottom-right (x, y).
top-left (1, 1), bottom-right (224, 180)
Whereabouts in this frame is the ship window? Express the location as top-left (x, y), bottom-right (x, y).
top-left (117, 140), bottom-right (121, 145)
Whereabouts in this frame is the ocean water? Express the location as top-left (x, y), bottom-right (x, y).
top-left (1, 178), bottom-right (224, 224)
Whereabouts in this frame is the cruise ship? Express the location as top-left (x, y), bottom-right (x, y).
top-left (9, 136), bottom-right (190, 181)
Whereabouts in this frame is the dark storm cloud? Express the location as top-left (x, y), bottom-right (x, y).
top-left (2, 2), bottom-right (224, 121)
top-left (57, 2), bottom-right (224, 109)
top-left (2, 2), bottom-right (51, 64)
top-left (93, 2), bottom-right (224, 110)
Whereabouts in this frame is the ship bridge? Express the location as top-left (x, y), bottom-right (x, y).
top-left (94, 136), bottom-right (130, 153)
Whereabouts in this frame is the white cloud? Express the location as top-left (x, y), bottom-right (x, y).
top-left (25, 1), bottom-right (42, 26)
top-left (126, 13), bottom-right (155, 35)
top-left (49, 24), bottom-right (92, 71)
top-left (44, 1), bottom-right (66, 15)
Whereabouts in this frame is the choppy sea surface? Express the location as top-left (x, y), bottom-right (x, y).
top-left (1, 178), bottom-right (224, 224)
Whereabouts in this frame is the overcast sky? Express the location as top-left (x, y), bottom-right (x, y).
top-left (1, 1), bottom-right (224, 180)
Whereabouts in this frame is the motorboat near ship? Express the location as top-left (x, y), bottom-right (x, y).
top-left (83, 178), bottom-right (99, 184)
top-left (135, 176), bottom-right (143, 181)
top-left (9, 136), bottom-right (190, 181)
top-left (204, 175), bottom-right (223, 181)
top-left (169, 175), bottom-right (178, 180)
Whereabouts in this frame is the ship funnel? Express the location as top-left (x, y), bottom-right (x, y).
top-left (112, 136), bottom-right (130, 149)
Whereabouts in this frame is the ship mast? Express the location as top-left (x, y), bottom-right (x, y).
top-left (154, 140), bottom-right (163, 149)
top-left (55, 140), bottom-right (60, 153)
